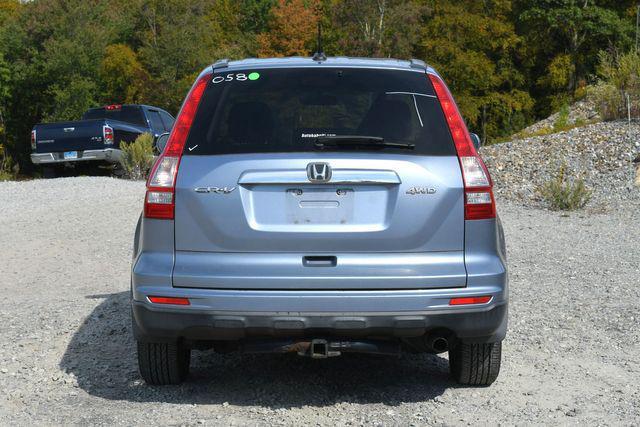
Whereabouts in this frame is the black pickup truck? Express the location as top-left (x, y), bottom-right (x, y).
top-left (31, 104), bottom-right (174, 176)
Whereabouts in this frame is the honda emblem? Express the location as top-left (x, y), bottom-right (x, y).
top-left (307, 163), bottom-right (332, 183)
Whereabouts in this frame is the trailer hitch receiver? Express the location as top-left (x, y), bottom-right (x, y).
top-left (307, 339), bottom-right (341, 358)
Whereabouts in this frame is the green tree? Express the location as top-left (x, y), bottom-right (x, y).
top-left (516, 0), bottom-right (633, 113)
top-left (326, 0), bottom-right (428, 58)
top-left (0, 51), bottom-right (11, 164)
top-left (0, 0), bottom-right (21, 146)
top-left (207, 0), bottom-right (256, 58)
top-left (0, 0), bottom-right (18, 30)
top-left (99, 44), bottom-right (150, 104)
top-left (137, 0), bottom-right (247, 111)
top-left (238, 0), bottom-right (275, 34)
top-left (419, 0), bottom-right (533, 141)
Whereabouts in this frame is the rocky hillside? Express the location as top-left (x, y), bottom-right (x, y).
top-left (481, 120), bottom-right (640, 209)
top-left (517, 99), bottom-right (601, 136)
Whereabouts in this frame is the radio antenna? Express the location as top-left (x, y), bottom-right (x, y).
top-left (312, 23), bottom-right (326, 62)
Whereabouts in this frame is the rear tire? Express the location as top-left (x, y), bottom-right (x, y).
top-left (42, 166), bottom-right (58, 179)
top-left (137, 340), bottom-right (191, 385)
top-left (112, 163), bottom-right (126, 178)
top-left (449, 341), bottom-right (502, 386)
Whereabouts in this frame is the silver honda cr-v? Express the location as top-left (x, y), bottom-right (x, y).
top-left (131, 57), bottom-right (508, 386)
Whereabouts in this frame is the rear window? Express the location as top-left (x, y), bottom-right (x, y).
top-left (82, 106), bottom-right (146, 127)
top-left (185, 67), bottom-right (454, 156)
top-left (147, 110), bottom-right (166, 132)
top-left (160, 111), bottom-right (175, 130)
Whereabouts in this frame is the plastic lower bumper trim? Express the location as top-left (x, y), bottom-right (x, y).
top-left (131, 301), bottom-right (507, 344)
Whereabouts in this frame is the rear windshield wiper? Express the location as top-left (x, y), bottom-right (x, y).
top-left (314, 135), bottom-right (415, 150)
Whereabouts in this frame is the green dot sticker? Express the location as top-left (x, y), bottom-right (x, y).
top-left (248, 72), bottom-right (260, 81)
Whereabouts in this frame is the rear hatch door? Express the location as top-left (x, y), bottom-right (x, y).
top-left (173, 66), bottom-right (466, 290)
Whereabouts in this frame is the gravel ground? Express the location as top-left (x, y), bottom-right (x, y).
top-left (0, 176), bottom-right (639, 425)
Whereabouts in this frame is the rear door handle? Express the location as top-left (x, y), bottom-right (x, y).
top-left (303, 256), bottom-right (337, 267)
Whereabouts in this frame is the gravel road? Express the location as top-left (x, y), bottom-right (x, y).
top-left (0, 177), bottom-right (638, 425)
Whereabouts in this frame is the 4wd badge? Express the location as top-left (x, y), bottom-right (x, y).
top-left (406, 187), bottom-right (436, 195)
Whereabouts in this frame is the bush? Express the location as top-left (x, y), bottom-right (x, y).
top-left (590, 50), bottom-right (640, 120)
top-left (552, 104), bottom-right (569, 131)
top-left (119, 133), bottom-right (155, 180)
top-left (0, 143), bottom-right (16, 181)
top-left (588, 82), bottom-right (624, 121)
top-left (538, 164), bottom-right (591, 211)
top-left (597, 50), bottom-right (640, 94)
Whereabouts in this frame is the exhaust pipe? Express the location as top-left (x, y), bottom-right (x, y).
top-left (426, 335), bottom-right (449, 353)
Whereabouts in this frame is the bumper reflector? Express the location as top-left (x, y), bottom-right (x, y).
top-left (449, 296), bottom-right (492, 306)
top-left (148, 296), bottom-right (190, 305)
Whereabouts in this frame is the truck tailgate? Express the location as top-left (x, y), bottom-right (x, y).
top-left (34, 120), bottom-right (107, 153)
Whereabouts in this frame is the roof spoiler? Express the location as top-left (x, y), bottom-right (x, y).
top-left (211, 59), bottom-right (229, 73)
top-left (410, 59), bottom-right (427, 71)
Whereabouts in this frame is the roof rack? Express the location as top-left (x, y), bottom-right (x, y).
top-left (409, 59), bottom-right (427, 71)
top-left (211, 59), bottom-right (229, 72)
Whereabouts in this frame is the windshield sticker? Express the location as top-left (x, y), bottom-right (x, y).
top-left (212, 72), bottom-right (259, 84)
top-left (300, 133), bottom-right (336, 139)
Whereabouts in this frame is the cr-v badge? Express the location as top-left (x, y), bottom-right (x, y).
top-left (194, 186), bottom-right (236, 194)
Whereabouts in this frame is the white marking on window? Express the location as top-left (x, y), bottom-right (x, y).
top-left (385, 91), bottom-right (437, 98)
top-left (413, 95), bottom-right (424, 127)
top-left (188, 145), bottom-right (198, 151)
top-left (386, 92), bottom-right (429, 127)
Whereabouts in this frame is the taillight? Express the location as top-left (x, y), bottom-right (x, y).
top-left (144, 71), bottom-right (211, 220)
top-left (31, 130), bottom-right (37, 150)
top-left (105, 104), bottom-right (122, 111)
top-left (103, 125), bottom-right (114, 145)
top-left (144, 157), bottom-right (179, 220)
top-left (428, 73), bottom-right (496, 220)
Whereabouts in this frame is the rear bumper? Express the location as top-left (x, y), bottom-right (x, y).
top-left (131, 217), bottom-right (509, 346)
top-left (31, 149), bottom-right (122, 164)
top-left (131, 288), bottom-right (508, 344)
